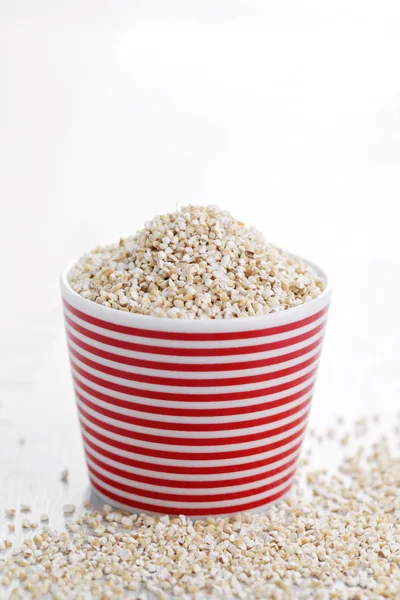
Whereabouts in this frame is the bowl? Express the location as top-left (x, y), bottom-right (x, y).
top-left (60, 258), bottom-right (332, 517)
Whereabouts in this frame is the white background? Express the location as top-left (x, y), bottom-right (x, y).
top-left (0, 0), bottom-right (399, 548)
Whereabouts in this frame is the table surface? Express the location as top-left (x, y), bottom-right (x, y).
top-left (1, 1), bottom-right (400, 595)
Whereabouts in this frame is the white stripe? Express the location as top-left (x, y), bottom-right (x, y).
top-left (80, 421), bottom-right (305, 467)
top-left (71, 365), bottom-right (317, 409)
top-left (67, 335), bottom-right (323, 380)
top-left (74, 379), bottom-right (312, 424)
top-left (89, 471), bottom-right (294, 510)
top-left (65, 319), bottom-right (326, 365)
top-left (83, 440), bottom-right (301, 482)
top-left (64, 306), bottom-right (327, 349)
top-left (91, 487), bottom-right (290, 517)
top-left (76, 395), bottom-right (309, 444)
top-left (85, 454), bottom-right (297, 496)
top-left (69, 352), bottom-right (319, 395)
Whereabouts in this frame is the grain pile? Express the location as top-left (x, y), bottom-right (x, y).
top-left (1, 425), bottom-right (400, 599)
top-left (68, 205), bottom-right (324, 319)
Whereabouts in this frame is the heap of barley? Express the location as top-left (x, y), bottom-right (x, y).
top-left (68, 205), bottom-right (324, 319)
top-left (1, 429), bottom-right (399, 600)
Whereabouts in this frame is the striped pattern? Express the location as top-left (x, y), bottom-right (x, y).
top-left (62, 292), bottom-right (330, 516)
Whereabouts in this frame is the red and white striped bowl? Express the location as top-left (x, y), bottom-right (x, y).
top-left (61, 261), bottom-right (331, 517)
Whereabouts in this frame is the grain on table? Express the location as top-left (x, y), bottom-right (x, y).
top-left (1, 432), bottom-right (399, 599)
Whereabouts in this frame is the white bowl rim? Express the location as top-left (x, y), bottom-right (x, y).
top-left (60, 255), bottom-right (332, 333)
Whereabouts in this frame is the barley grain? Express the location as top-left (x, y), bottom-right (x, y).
top-left (69, 206), bottom-right (324, 319)
top-left (60, 469), bottom-right (69, 483)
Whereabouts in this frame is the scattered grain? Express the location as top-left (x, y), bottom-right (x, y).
top-left (60, 469), bottom-right (69, 483)
top-left (1, 421), bottom-right (398, 599)
top-left (340, 433), bottom-right (350, 446)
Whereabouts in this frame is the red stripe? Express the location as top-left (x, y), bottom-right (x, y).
top-left (69, 343), bottom-right (321, 388)
top-left (72, 361), bottom-right (318, 402)
top-left (64, 299), bottom-right (328, 341)
top-left (87, 462), bottom-right (295, 503)
top-left (65, 313), bottom-right (326, 357)
top-left (79, 415), bottom-right (307, 460)
top-left (90, 478), bottom-right (293, 515)
top-left (76, 388), bottom-right (311, 435)
top-left (82, 430), bottom-right (303, 475)
top-left (67, 328), bottom-right (322, 372)
top-left (74, 377), bottom-right (315, 417)
top-left (84, 445), bottom-right (299, 489)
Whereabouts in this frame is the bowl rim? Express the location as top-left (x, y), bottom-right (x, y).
top-left (60, 255), bottom-right (332, 332)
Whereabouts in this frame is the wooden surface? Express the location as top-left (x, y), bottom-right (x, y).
top-left (1, 1), bottom-right (400, 593)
